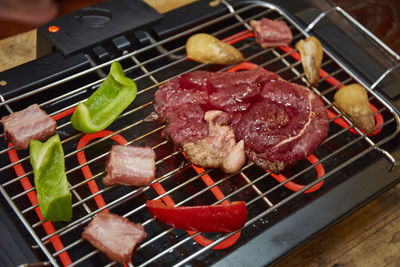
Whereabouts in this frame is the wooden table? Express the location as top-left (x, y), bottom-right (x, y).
top-left (1, 1), bottom-right (400, 266)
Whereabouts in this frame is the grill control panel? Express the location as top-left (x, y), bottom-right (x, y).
top-left (36, 0), bottom-right (163, 57)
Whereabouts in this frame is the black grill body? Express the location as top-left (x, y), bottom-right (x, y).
top-left (0, 0), bottom-right (399, 266)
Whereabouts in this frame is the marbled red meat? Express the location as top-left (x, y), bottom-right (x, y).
top-left (1, 104), bottom-right (57, 150)
top-left (154, 68), bottom-right (277, 144)
top-left (82, 213), bottom-right (146, 262)
top-left (158, 103), bottom-right (208, 145)
top-left (103, 145), bottom-right (156, 186)
top-left (232, 80), bottom-right (329, 171)
top-left (206, 69), bottom-right (278, 112)
top-left (250, 18), bottom-right (293, 48)
top-left (153, 69), bottom-right (329, 172)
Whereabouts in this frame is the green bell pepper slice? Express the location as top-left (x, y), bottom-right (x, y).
top-left (71, 61), bottom-right (137, 133)
top-left (30, 134), bottom-right (72, 221)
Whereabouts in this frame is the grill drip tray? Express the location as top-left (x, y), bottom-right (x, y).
top-left (0, 0), bottom-right (400, 266)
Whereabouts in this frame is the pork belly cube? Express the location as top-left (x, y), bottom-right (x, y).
top-left (1, 104), bottom-right (57, 150)
top-left (103, 145), bottom-right (156, 186)
top-left (250, 18), bottom-right (293, 48)
top-left (82, 213), bottom-right (147, 262)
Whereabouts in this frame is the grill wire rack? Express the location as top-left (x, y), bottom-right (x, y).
top-left (0, 1), bottom-right (400, 266)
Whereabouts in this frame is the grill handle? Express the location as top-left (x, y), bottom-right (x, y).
top-left (294, 3), bottom-right (400, 102)
top-left (305, 6), bottom-right (399, 61)
top-left (305, 5), bottom-right (400, 101)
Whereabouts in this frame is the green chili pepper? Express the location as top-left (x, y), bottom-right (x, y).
top-left (30, 134), bottom-right (72, 221)
top-left (71, 61), bottom-right (137, 133)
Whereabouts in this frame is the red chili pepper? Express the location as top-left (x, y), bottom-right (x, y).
top-left (146, 200), bottom-right (247, 232)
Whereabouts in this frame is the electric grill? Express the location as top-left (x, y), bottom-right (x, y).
top-left (1, 0), bottom-right (400, 266)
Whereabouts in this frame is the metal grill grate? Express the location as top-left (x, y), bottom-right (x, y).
top-left (0, 2), bottom-right (399, 266)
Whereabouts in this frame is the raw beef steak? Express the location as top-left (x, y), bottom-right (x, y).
top-left (153, 69), bottom-right (329, 172)
top-left (232, 80), bottom-right (329, 171)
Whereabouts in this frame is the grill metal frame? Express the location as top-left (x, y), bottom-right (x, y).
top-left (0, 1), bottom-right (400, 266)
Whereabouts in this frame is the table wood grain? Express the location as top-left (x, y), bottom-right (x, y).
top-left (1, 1), bottom-right (400, 266)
